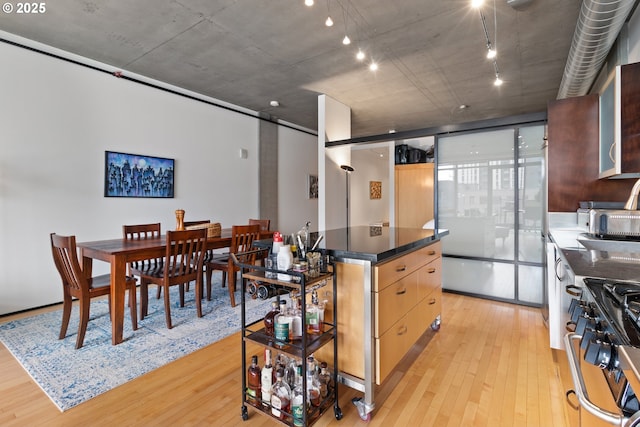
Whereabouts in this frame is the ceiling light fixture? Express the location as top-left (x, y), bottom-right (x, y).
top-left (325, 0), bottom-right (333, 26)
top-left (305, 0), bottom-right (314, 6)
top-left (342, 35), bottom-right (351, 45)
top-left (356, 49), bottom-right (365, 61)
top-left (369, 62), bottom-right (378, 71)
top-left (476, 0), bottom-right (504, 87)
top-left (270, 100), bottom-right (280, 107)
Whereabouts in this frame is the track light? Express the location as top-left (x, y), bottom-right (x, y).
top-left (342, 35), bottom-right (351, 45)
top-left (305, 0), bottom-right (314, 6)
top-left (356, 49), bottom-right (365, 61)
top-left (325, 16), bottom-right (333, 26)
top-left (471, 0), bottom-right (484, 8)
top-left (494, 74), bottom-right (503, 86)
top-left (486, 44), bottom-right (496, 59)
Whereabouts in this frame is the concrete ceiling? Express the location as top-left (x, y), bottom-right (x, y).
top-left (0, 0), bottom-right (583, 138)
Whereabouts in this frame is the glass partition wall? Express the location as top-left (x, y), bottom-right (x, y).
top-left (437, 124), bottom-right (545, 305)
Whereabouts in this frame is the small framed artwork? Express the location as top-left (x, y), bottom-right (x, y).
top-left (308, 174), bottom-right (318, 199)
top-left (370, 181), bottom-right (382, 199)
top-left (104, 151), bottom-right (175, 198)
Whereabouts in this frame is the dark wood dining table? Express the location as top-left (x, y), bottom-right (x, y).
top-left (77, 228), bottom-right (270, 345)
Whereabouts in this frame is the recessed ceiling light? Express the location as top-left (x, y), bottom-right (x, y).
top-left (305, 0), bottom-right (314, 6)
top-left (471, 0), bottom-right (484, 8)
top-left (342, 35), bottom-right (351, 45)
top-left (494, 76), bottom-right (503, 86)
top-left (270, 100), bottom-right (280, 107)
top-left (356, 49), bottom-right (365, 61)
top-left (369, 62), bottom-right (378, 71)
top-left (459, 104), bottom-right (468, 110)
top-left (325, 16), bottom-right (333, 26)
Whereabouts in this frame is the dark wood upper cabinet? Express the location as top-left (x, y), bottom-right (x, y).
top-left (620, 62), bottom-right (640, 174)
top-left (547, 93), bottom-right (635, 212)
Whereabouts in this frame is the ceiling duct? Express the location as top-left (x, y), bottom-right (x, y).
top-left (557, 0), bottom-right (636, 99)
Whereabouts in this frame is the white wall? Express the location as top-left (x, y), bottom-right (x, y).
top-left (277, 126), bottom-right (318, 235)
top-left (0, 38), bottom-right (316, 314)
top-left (350, 145), bottom-right (391, 226)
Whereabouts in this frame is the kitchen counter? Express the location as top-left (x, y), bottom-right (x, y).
top-left (549, 228), bottom-right (640, 282)
top-left (320, 226), bottom-right (449, 263)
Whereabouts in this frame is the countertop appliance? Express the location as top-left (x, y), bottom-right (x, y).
top-left (565, 277), bottom-right (640, 426)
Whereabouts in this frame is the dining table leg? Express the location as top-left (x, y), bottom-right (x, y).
top-left (110, 255), bottom-right (127, 345)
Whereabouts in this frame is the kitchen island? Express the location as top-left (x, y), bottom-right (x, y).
top-left (313, 226), bottom-right (448, 420)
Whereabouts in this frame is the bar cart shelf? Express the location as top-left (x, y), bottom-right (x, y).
top-left (233, 250), bottom-right (342, 426)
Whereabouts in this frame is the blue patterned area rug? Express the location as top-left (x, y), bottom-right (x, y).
top-left (0, 274), bottom-right (272, 412)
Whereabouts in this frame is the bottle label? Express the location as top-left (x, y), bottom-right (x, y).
top-left (271, 395), bottom-right (282, 417)
top-left (292, 402), bottom-right (304, 426)
top-left (274, 322), bottom-right (289, 343)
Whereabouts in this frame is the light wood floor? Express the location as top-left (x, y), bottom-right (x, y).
top-left (0, 292), bottom-right (570, 427)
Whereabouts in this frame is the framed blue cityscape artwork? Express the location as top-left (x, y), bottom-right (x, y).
top-left (104, 151), bottom-right (175, 198)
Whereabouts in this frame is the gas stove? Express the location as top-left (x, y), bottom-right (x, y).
top-left (568, 278), bottom-right (640, 424)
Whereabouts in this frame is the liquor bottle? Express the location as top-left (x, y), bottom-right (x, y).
top-left (274, 300), bottom-right (291, 344)
top-left (284, 357), bottom-right (297, 391)
top-left (261, 349), bottom-right (273, 408)
top-left (247, 355), bottom-right (261, 404)
top-left (289, 293), bottom-right (303, 340)
top-left (291, 365), bottom-right (305, 426)
top-left (318, 361), bottom-right (331, 402)
top-left (306, 290), bottom-right (324, 335)
top-left (263, 301), bottom-right (279, 337)
top-left (306, 356), bottom-right (321, 407)
top-left (270, 368), bottom-right (292, 421)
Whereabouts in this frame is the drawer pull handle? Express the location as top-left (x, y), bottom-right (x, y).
top-left (396, 265), bottom-right (407, 272)
top-left (396, 288), bottom-right (407, 295)
top-left (428, 298), bottom-right (436, 305)
top-left (427, 268), bottom-right (436, 274)
top-left (566, 285), bottom-right (581, 297)
top-left (397, 326), bottom-right (408, 336)
top-left (427, 250), bottom-right (436, 255)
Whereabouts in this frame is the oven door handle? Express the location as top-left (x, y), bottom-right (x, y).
top-left (564, 333), bottom-right (625, 426)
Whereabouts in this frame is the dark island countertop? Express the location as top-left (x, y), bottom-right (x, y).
top-left (255, 226), bottom-right (448, 265)
top-left (320, 226), bottom-right (448, 264)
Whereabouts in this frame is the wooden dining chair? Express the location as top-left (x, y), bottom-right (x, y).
top-left (248, 219), bottom-right (270, 266)
top-left (205, 224), bottom-right (261, 307)
top-left (138, 228), bottom-right (208, 329)
top-left (248, 218), bottom-right (270, 232)
top-left (123, 223), bottom-right (163, 299)
top-left (50, 233), bottom-right (138, 349)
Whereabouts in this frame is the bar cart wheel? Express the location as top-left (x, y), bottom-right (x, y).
top-left (334, 405), bottom-right (343, 420)
top-left (430, 314), bottom-right (441, 331)
top-left (352, 397), bottom-right (371, 421)
top-left (241, 405), bottom-right (248, 421)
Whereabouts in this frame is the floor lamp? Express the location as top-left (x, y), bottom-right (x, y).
top-left (340, 164), bottom-right (354, 230)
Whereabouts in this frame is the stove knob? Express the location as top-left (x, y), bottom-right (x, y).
top-left (575, 314), bottom-right (597, 336)
top-left (580, 327), bottom-right (598, 350)
top-left (584, 337), bottom-right (613, 369)
top-left (569, 301), bottom-right (587, 323)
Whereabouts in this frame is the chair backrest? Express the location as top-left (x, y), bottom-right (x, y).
top-left (50, 233), bottom-right (88, 298)
top-left (164, 229), bottom-right (208, 284)
top-left (248, 219), bottom-right (270, 232)
top-left (123, 223), bottom-right (161, 240)
top-left (123, 223), bottom-right (162, 268)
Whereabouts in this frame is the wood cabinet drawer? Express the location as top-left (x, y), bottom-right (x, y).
top-left (375, 272), bottom-right (418, 337)
top-left (375, 314), bottom-right (410, 384)
top-left (416, 289), bottom-right (442, 331)
top-left (416, 257), bottom-right (441, 301)
top-left (375, 241), bottom-right (441, 291)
